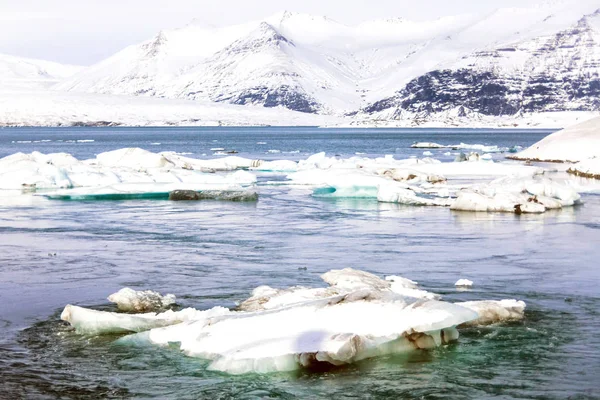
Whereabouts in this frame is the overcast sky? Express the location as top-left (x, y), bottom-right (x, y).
top-left (0, 0), bottom-right (547, 65)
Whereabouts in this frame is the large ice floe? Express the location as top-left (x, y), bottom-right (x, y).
top-left (277, 152), bottom-right (579, 212)
top-left (451, 176), bottom-right (581, 213)
top-left (61, 268), bottom-right (526, 374)
top-left (0, 148), bottom-right (259, 199)
top-left (0, 147), bottom-right (586, 211)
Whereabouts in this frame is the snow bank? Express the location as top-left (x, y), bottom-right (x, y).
top-left (108, 288), bottom-right (176, 312)
top-left (512, 116), bottom-right (600, 162)
top-left (451, 177), bottom-right (581, 213)
top-left (568, 158), bottom-right (600, 179)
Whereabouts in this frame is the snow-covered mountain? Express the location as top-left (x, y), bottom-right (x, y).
top-left (53, 2), bottom-right (600, 120)
top-left (361, 6), bottom-right (600, 122)
top-left (0, 53), bottom-right (82, 89)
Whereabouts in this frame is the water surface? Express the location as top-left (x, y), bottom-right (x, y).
top-left (1, 127), bottom-right (599, 399)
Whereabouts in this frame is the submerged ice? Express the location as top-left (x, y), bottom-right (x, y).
top-left (61, 268), bottom-right (526, 375)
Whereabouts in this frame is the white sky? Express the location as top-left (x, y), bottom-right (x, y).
top-left (0, 0), bottom-right (550, 65)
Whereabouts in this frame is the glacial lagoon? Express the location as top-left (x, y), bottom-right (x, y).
top-left (1, 127), bottom-right (599, 399)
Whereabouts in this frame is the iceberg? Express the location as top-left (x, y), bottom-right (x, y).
top-left (0, 149), bottom-right (259, 192)
top-left (60, 268), bottom-right (528, 374)
top-left (450, 177), bottom-right (581, 213)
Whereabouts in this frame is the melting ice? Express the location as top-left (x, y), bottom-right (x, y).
top-left (61, 268), bottom-right (526, 375)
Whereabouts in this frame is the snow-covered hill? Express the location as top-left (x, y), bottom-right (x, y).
top-left (0, 88), bottom-right (340, 127)
top-left (52, 1), bottom-right (600, 124)
top-left (360, 6), bottom-right (600, 122)
top-left (0, 53), bottom-right (82, 89)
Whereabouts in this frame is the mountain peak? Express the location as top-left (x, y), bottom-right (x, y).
top-left (141, 31), bottom-right (167, 58)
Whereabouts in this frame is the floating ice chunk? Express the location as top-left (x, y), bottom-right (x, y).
top-left (210, 148), bottom-right (225, 151)
top-left (322, 268), bottom-right (391, 291)
top-left (267, 149), bottom-right (281, 154)
top-left (161, 152), bottom-right (257, 171)
top-left (385, 276), bottom-right (441, 300)
top-left (239, 285), bottom-right (338, 311)
top-left (379, 168), bottom-right (446, 184)
top-left (96, 148), bottom-right (174, 169)
top-left (61, 304), bottom-right (230, 335)
top-left (411, 142), bottom-right (447, 149)
top-left (107, 288), bottom-right (176, 312)
top-left (377, 184), bottom-right (453, 207)
top-left (455, 279), bottom-right (473, 287)
top-left (457, 300), bottom-right (526, 326)
top-left (43, 183), bottom-right (253, 201)
top-left (142, 295), bottom-right (477, 374)
top-left (240, 269), bottom-right (440, 312)
top-left (61, 269), bottom-right (533, 374)
top-left (250, 160), bottom-right (298, 172)
top-left (423, 151), bottom-right (434, 156)
top-left (450, 177), bottom-right (581, 213)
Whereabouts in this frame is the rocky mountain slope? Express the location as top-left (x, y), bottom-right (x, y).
top-left (360, 8), bottom-right (600, 122)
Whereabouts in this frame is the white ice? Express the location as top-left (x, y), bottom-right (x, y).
top-left (0, 149), bottom-right (258, 194)
top-left (455, 279), bottom-right (473, 287)
top-left (457, 300), bottom-right (526, 326)
top-left (60, 268), bottom-right (528, 374)
top-left (61, 304), bottom-right (231, 335)
top-left (450, 177), bottom-right (581, 213)
top-left (569, 157), bottom-right (600, 179)
top-left (108, 288), bottom-right (176, 312)
top-left (513, 116), bottom-right (600, 162)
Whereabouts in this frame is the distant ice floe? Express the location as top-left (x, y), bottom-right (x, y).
top-left (411, 142), bottom-right (517, 153)
top-left (451, 176), bottom-right (581, 213)
top-left (61, 268), bottom-right (526, 375)
top-left (0, 148), bottom-right (259, 199)
top-left (0, 148), bottom-right (587, 212)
